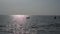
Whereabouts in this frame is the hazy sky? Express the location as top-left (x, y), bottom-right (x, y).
top-left (0, 0), bottom-right (60, 15)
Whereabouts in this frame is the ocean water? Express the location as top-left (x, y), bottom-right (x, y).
top-left (0, 15), bottom-right (60, 34)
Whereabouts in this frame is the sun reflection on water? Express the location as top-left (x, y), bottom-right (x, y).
top-left (6, 15), bottom-right (29, 34)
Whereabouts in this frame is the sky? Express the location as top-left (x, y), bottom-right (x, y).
top-left (0, 0), bottom-right (60, 15)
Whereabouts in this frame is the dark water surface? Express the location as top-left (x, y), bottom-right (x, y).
top-left (0, 15), bottom-right (60, 34)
